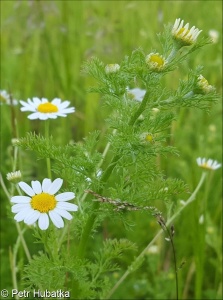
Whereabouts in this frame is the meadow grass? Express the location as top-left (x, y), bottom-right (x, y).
top-left (1, 1), bottom-right (222, 299)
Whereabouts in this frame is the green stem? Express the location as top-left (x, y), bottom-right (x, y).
top-left (45, 120), bottom-right (52, 179)
top-left (165, 225), bottom-right (178, 300)
top-left (129, 91), bottom-right (150, 126)
top-left (77, 92), bottom-right (150, 258)
top-left (105, 172), bottom-right (206, 299)
top-left (195, 171), bottom-right (212, 299)
top-left (166, 46), bottom-right (179, 63)
top-left (77, 153), bottom-right (120, 258)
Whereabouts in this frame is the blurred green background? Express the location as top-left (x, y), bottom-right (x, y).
top-left (1, 1), bottom-right (222, 299)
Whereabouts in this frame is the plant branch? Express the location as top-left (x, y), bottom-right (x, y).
top-left (106, 172), bottom-right (206, 299)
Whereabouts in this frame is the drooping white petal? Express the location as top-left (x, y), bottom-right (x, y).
top-left (38, 213), bottom-right (49, 230)
top-left (14, 208), bottom-right (32, 222)
top-left (55, 192), bottom-right (75, 201)
top-left (28, 113), bottom-right (41, 120)
top-left (49, 211), bottom-right (64, 228)
top-left (56, 113), bottom-right (67, 117)
top-left (38, 113), bottom-right (49, 120)
top-left (48, 114), bottom-right (58, 119)
top-left (24, 210), bottom-right (41, 225)
top-left (19, 182), bottom-right (35, 196)
top-left (53, 207), bottom-right (73, 220)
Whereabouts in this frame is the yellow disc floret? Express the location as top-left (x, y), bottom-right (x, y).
top-left (145, 53), bottom-right (166, 72)
top-left (149, 54), bottom-right (164, 66)
top-left (177, 28), bottom-right (192, 39)
top-left (37, 102), bottom-right (58, 113)
top-left (31, 193), bottom-right (57, 213)
top-left (145, 134), bottom-right (154, 143)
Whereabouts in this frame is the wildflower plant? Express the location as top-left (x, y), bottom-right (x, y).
top-left (1, 18), bottom-right (221, 299)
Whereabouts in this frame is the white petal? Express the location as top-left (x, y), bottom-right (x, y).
top-left (55, 192), bottom-right (75, 201)
top-left (41, 98), bottom-right (48, 103)
top-left (58, 100), bottom-right (70, 109)
top-left (57, 202), bottom-right (78, 211)
top-left (19, 182), bottom-right (35, 196)
top-left (20, 100), bottom-right (29, 106)
top-left (48, 114), bottom-right (58, 119)
top-left (31, 180), bottom-right (42, 194)
top-left (213, 162), bottom-right (221, 169)
top-left (196, 157), bottom-right (201, 165)
top-left (28, 113), bottom-right (41, 120)
top-left (20, 104), bottom-right (36, 112)
top-left (48, 178), bottom-right (63, 195)
top-left (24, 210), bottom-right (41, 225)
top-left (32, 97), bottom-right (42, 106)
top-left (42, 178), bottom-right (52, 192)
top-left (38, 213), bottom-right (49, 230)
top-left (49, 211), bottom-right (64, 228)
top-left (207, 159), bottom-right (213, 166)
top-left (53, 208), bottom-right (73, 220)
top-left (11, 196), bottom-right (31, 203)
top-left (38, 114), bottom-right (49, 120)
top-left (55, 113), bottom-right (67, 117)
top-left (59, 108), bottom-right (75, 114)
top-left (12, 203), bottom-right (30, 213)
top-left (14, 209), bottom-right (31, 222)
top-left (51, 98), bottom-right (62, 105)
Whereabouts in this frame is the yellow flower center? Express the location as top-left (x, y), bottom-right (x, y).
top-left (37, 102), bottom-right (58, 113)
top-left (145, 134), bottom-right (154, 143)
top-left (149, 54), bottom-right (164, 66)
top-left (199, 77), bottom-right (209, 86)
top-left (200, 163), bottom-right (212, 170)
top-left (31, 193), bottom-right (57, 213)
top-left (175, 28), bottom-right (193, 44)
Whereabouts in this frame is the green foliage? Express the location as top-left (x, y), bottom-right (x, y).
top-left (1, 1), bottom-right (222, 300)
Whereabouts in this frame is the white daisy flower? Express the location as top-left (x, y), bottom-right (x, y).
top-left (0, 90), bottom-right (18, 105)
top-left (11, 178), bottom-right (78, 230)
top-left (127, 88), bottom-right (146, 102)
top-left (7, 170), bottom-right (22, 182)
top-left (196, 75), bottom-right (215, 94)
top-left (140, 132), bottom-right (155, 144)
top-left (196, 157), bottom-right (221, 170)
top-left (208, 29), bottom-right (219, 44)
top-left (105, 64), bottom-right (120, 74)
top-left (172, 18), bottom-right (202, 46)
top-left (20, 97), bottom-right (75, 120)
top-left (145, 53), bottom-right (166, 72)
